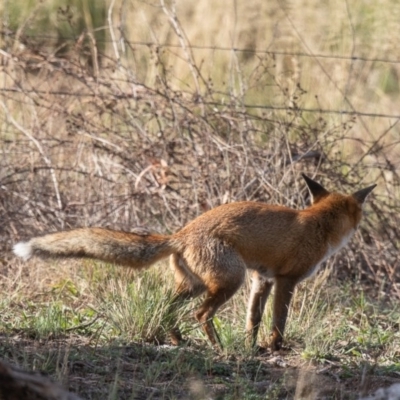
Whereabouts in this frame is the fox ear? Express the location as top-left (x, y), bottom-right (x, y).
top-left (352, 184), bottom-right (376, 204)
top-left (302, 173), bottom-right (329, 203)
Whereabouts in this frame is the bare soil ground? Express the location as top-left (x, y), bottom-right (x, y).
top-left (1, 334), bottom-right (399, 399)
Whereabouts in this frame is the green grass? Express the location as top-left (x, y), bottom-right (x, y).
top-left (0, 258), bottom-right (399, 398)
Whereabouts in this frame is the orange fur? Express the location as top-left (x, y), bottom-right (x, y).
top-left (13, 174), bottom-right (376, 351)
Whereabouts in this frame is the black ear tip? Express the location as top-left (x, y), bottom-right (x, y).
top-left (369, 184), bottom-right (377, 193)
top-left (364, 183), bottom-right (377, 192)
top-left (301, 173), bottom-right (329, 201)
top-left (301, 173), bottom-right (320, 187)
top-left (352, 183), bottom-right (377, 204)
top-left (301, 173), bottom-right (313, 185)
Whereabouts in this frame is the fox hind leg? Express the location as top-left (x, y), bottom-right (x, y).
top-left (195, 286), bottom-right (241, 348)
top-left (169, 253), bottom-right (206, 345)
top-left (193, 246), bottom-right (246, 349)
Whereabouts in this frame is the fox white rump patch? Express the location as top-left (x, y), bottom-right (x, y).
top-left (13, 241), bottom-right (33, 261)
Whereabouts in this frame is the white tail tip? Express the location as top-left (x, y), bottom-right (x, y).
top-left (13, 241), bottom-right (33, 261)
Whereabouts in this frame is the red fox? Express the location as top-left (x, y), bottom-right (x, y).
top-left (13, 174), bottom-right (375, 351)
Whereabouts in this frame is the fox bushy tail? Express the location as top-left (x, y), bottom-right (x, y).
top-left (13, 228), bottom-right (175, 269)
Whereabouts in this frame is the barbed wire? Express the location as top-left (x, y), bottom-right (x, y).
top-left (2, 87), bottom-right (400, 120)
top-left (3, 32), bottom-right (400, 122)
top-left (7, 33), bottom-right (400, 66)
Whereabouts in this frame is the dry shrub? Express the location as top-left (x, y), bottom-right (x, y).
top-left (0, 13), bottom-right (399, 299)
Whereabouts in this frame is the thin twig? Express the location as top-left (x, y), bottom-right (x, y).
top-left (0, 100), bottom-right (63, 213)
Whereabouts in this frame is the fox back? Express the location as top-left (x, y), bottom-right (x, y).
top-left (174, 189), bottom-right (366, 281)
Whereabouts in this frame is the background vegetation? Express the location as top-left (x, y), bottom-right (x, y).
top-left (0, 0), bottom-right (399, 398)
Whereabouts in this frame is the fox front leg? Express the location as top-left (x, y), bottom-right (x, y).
top-left (245, 271), bottom-right (274, 349)
top-left (270, 277), bottom-right (298, 351)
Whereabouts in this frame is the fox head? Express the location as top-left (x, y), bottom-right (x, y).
top-left (302, 173), bottom-right (376, 228)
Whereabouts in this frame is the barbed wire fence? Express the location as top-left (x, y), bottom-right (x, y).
top-left (3, 32), bottom-right (400, 121)
top-left (1, 21), bottom-right (400, 296)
